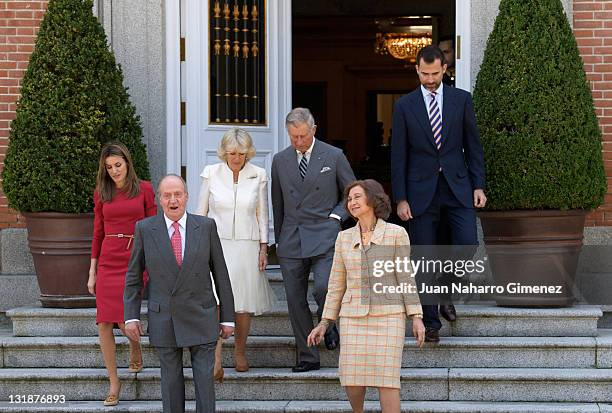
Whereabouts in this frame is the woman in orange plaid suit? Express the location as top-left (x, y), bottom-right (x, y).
top-left (308, 179), bottom-right (425, 413)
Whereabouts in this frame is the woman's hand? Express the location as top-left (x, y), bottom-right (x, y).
top-left (87, 267), bottom-right (96, 296)
top-left (307, 323), bottom-right (327, 347)
top-left (258, 244), bottom-right (268, 271)
top-left (412, 317), bottom-right (425, 348)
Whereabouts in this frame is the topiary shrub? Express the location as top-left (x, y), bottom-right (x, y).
top-left (2, 0), bottom-right (150, 213)
top-left (472, 0), bottom-right (606, 211)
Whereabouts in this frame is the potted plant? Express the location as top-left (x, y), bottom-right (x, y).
top-left (472, 0), bottom-right (606, 306)
top-left (2, 0), bottom-right (150, 308)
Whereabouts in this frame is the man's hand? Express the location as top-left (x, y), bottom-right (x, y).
top-left (397, 200), bottom-right (413, 221)
top-left (473, 189), bottom-right (487, 208)
top-left (125, 321), bottom-right (144, 342)
top-left (219, 324), bottom-right (234, 339)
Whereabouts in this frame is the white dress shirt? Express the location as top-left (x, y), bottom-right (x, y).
top-left (164, 212), bottom-right (187, 259)
top-left (421, 83), bottom-right (444, 121)
top-left (295, 137), bottom-right (316, 166)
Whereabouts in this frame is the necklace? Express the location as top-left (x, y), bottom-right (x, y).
top-left (359, 221), bottom-right (376, 244)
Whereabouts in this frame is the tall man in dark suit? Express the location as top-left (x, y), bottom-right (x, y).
top-left (124, 174), bottom-right (235, 413)
top-left (272, 107), bottom-right (356, 372)
top-left (391, 45), bottom-right (487, 343)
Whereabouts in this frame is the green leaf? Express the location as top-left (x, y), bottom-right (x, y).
top-left (3, 0), bottom-right (151, 213)
top-left (472, 0), bottom-right (606, 210)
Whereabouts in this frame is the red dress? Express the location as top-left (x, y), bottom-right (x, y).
top-left (91, 180), bottom-right (157, 323)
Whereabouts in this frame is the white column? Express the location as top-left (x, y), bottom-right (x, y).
top-left (165, 0), bottom-right (181, 175)
top-left (455, 0), bottom-right (472, 92)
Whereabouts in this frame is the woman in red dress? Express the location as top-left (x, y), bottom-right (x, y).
top-left (87, 142), bottom-right (157, 406)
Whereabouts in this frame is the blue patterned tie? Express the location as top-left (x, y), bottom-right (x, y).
top-left (429, 92), bottom-right (442, 149)
top-left (299, 153), bottom-right (308, 180)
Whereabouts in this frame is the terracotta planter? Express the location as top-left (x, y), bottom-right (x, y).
top-left (478, 210), bottom-right (586, 307)
top-left (24, 212), bottom-right (95, 308)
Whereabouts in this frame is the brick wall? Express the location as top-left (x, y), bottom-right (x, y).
top-left (574, 0), bottom-right (612, 226)
top-left (0, 0), bottom-right (47, 228)
top-left (0, 0), bottom-right (611, 227)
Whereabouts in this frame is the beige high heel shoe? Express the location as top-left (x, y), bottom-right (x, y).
top-left (103, 383), bottom-right (121, 406)
top-left (128, 343), bottom-right (143, 373)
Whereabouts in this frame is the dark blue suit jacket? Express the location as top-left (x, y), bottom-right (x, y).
top-left (391, 85), bottom-right (485, 217)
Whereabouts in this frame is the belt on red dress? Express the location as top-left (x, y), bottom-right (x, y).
top-left (105, 233), bottom-right (134, 250)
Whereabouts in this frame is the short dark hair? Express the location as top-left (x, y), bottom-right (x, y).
top-left (416, 45), bottom-right (446, 66)
top-left (438, 35), bottom-right (455, 48)
top-left (344, 179), bottom-right (392, 220)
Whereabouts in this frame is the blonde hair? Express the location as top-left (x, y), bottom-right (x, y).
top-left (217, 128), bottom-right (256, 162)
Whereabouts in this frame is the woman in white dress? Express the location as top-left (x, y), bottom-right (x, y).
top-left (196, 128), bottom-right (276, 381)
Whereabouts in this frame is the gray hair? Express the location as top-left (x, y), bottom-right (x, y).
top-left (158, 173), bottom-right (188, 194)
top-left (217, 128), bottom-right (256, 162)
top-left (285, 107), bottom-right (316, 130)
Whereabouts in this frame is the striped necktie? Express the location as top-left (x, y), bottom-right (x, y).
top-left (429, 92), bottom-right (442, 149)
top-left (299, 152), bottom-right (308, 180)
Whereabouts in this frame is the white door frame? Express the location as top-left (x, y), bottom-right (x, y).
top-left (165, 1), bottom-right (472, 205)
top-left (165, 0), bottom-right (181, 175)
top-left (165, 0), bottom-right (293, 214)
top-left (455, 0), bottom-right (472, 91)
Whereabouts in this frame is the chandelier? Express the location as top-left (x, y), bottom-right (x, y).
top-left (374, 18), bottom-right (434, 63)
top-left (375, 33), bottom-right (432, 62)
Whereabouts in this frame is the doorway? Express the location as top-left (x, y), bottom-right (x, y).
top-left (291, 0), bottom-right (457, 182)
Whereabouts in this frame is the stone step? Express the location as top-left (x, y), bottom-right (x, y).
top-left (1, 367), bottom-right (612, 402)
top-left (0, 334), bottom-right (605, 369)
top-left (7, 304), bottom-right (602, 337)
top-left (0, 400), bottom-right (605, 412)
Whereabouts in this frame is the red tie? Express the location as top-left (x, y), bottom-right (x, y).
top-left (171, 221), bottom-right (182, 267)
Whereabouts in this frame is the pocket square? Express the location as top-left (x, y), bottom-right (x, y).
top-left (320, 166), bottom-right (331, 173)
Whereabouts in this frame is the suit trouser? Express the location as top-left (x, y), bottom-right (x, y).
top-left (279, 251), bottom-right (334, 364)
top-left (156, 341), bottom-right (216, 413)
top-left (408, 174), bottom-right (477, 331)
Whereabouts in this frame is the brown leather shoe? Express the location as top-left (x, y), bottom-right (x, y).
top-left (440, 304), bottom-right (457, 322)
top-left (425, 327), bottom-right (440, 343)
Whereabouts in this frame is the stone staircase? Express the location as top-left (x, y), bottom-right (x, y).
top-left (1, 269), bottom-right (612, 412)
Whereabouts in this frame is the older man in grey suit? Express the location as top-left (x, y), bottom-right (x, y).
top-left (124, 174), bottom-right (235, 413)
top-left (272, 107), bottom-right (356, 373)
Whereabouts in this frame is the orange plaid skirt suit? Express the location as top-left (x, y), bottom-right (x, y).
top-left (321, 219), bottom-right (423, 389)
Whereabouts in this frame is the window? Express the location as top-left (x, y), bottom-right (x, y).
top-left (209, 0), bottom-right (266, 125)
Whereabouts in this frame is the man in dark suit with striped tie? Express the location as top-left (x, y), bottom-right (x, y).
top-left (391, 45), bottom-right (487, 342)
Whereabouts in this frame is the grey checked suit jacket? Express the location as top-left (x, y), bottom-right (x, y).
top-left (271, 139), bottom-right (356, 259)
top-left (124, 213), bottom-right (235, 348)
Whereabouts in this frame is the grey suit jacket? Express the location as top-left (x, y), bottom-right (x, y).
top-left (124, 213), bottom-right (235, 348)
top-left (271, 139), bottom-right (356, 259)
